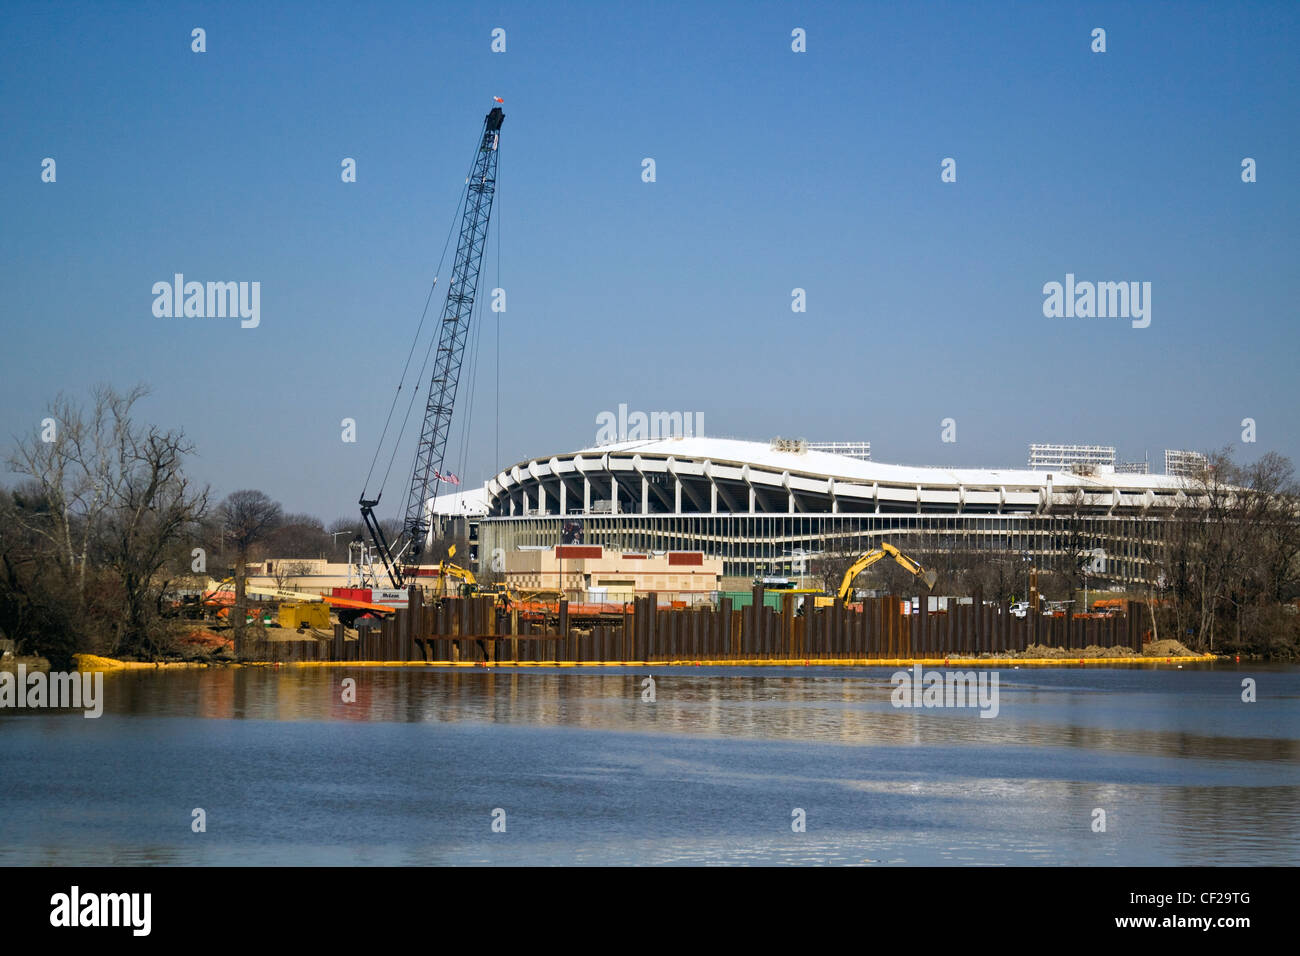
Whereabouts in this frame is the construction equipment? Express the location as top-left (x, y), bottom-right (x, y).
top-left (434, 555), bottom-right (517, 609)
top-left (177, 577), bottom-right (236, 620)
top-left (435, 558), bottom-right (479, 597)
top-left (168, 580), bottom-right (228, 620)
top-left (244, 584), bottom-right (324, 603)
top-left (324, 591), bottom-right (401, 629)
top-left (836, 543), bottom-right (939, 602)
top-left (278, 602), bottom-right (331, 630)
top-left (358, 101), bottom-right (505, 588)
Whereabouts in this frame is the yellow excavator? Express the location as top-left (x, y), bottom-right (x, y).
top-left (837, 542), bottom-right (938, 602)
top-left (434, 557), bottom-right (479, 598)
top-left (434, 546), bottom-right (515, 609)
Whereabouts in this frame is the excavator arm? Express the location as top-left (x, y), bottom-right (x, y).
top-left (436, 560), bottom-right (477, 594)
top-left (436, 559), bottom-right (518, 609)
top-left (836, 543), bottom-right (938, 601)
top-left (837, 550), bottom-right (890, 602)
top-left (881, 543), bottom-right (938, 586)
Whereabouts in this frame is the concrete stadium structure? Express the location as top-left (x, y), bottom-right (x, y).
top-left (454, 437), bottom-right (1199, 587)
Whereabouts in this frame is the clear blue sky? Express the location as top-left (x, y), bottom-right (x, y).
top-left (2, 0), bottom-right (1297, 522)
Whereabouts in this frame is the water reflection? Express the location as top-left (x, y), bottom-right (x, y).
top-left (1, 665), bottom-right (1296, 866)
top-left (100, 666), bottom-right (1300, 768)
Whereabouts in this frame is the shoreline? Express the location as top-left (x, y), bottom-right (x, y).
top-left (70, 652), bottom-right (1219, 672)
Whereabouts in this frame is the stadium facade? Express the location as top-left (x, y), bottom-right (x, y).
top-left (444, 437), bottom-right (1201, 588)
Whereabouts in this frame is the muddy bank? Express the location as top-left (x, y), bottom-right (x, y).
top-left (968, 639), bottom-right (1200, 660)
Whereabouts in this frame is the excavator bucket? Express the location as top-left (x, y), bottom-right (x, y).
top-left (922, 569), bottom-right (938, 590)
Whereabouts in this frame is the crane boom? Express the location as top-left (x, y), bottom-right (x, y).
top-left (360, 104), bottom-right (504, 588)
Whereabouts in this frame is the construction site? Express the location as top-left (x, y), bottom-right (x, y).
top-left (164, 100), bottom-right (1216, 665)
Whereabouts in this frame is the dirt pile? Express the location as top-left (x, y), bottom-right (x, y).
top-left (1017, 644), bottom-right (1135, 659)
top-left (179, 628), bottom-right (233, 652)
top-left (972, 641), bottom-right (1202, 660)
top-left (1142, 638), bottom-right (1197, 657)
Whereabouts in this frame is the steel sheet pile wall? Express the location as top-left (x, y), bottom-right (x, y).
top-left (243, 588), bottom-right (1148, 662)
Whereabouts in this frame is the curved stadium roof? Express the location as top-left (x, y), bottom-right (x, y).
top-left (458, 437), bottom-right (1194, 518)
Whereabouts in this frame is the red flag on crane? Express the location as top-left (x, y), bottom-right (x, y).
top-left (493, 96), bottom-right (504, 103)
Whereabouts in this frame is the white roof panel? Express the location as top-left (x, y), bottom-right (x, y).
top-left (561, 437), bottom-right (1189, 491)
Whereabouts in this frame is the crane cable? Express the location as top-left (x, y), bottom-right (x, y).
top-left (453, 244), bottom-right (489, 492)
top-left (395, 116), bottom-right (498, 523)
top-left (361, 190), bottom-right (463, 501)
top-left (360, 128), bottom-right (483, 505)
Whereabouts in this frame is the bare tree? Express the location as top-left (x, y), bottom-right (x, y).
top-left (811, 535), bottom-right (867, 600)
top-left (958, 552), bottom-right (1021, 606)
top-left (266, 513), bottom-right (329, 559)
top-left (98, 421), bottom-right (209, 657)
top-left (1238, 453), bottom-right (1300, 604)
top-left (6, 385), bottom-right (150, 605)
top-left (1147, 447), bottom-right (1300, 654)
top-left (1130, 515), bottom-right (1169, 645)
top-left (0, 485), bottom-right (82, 668)
top-left (218, 490), bottom-right (282, 654)
top-left (1187, 449), bottom-right (1240, 650)
top-left (271, 560), bottom-right (313, 591)
top-left (1052, 487), bottom-right (1111, 600)
top-left (4, 384), bottom-right (207, 662)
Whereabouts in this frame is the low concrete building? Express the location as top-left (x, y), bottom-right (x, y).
top-left (245, 559), bottom-right (353, 594)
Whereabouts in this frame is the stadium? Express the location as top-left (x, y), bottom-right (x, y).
top-left (442, 436), bottom-right (1201, 589)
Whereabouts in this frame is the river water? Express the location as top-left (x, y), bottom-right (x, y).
top-left (1, 664), bottom-right (1296, 865)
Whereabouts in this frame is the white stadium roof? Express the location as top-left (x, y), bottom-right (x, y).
top-left (562, 437), bottom-right (1189, 491)
top-left (476, 437), bottom-right (1196, 518)
top-left (431, 486), bottom-right (490, 516)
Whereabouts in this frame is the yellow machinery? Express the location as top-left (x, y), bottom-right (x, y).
top-left (435, 558), bottom-right (480, 597)
top-left (837, 543), bottom-right (938, 602)
top-left (776, 588), bottom-right (837, 610)
top-left (245, 584), bottom-right (323, 603)
top-left (278, 602), bottom-right (331, 629)
top-left (434, 546), bottom-right (516, 608)
top-left (232, 583), bottom-right (329, 628)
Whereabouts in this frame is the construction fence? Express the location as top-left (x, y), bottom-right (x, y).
top-left (243, 587), bottom-right (1153, 663)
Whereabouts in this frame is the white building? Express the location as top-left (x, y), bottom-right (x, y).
top-left (465, 437), bottom-right (1199, 586)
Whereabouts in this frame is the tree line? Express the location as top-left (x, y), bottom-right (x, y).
top-left (0, 385), bottom-right (457, 666)
top-left (810, 451), bottom-right (1300, 657)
